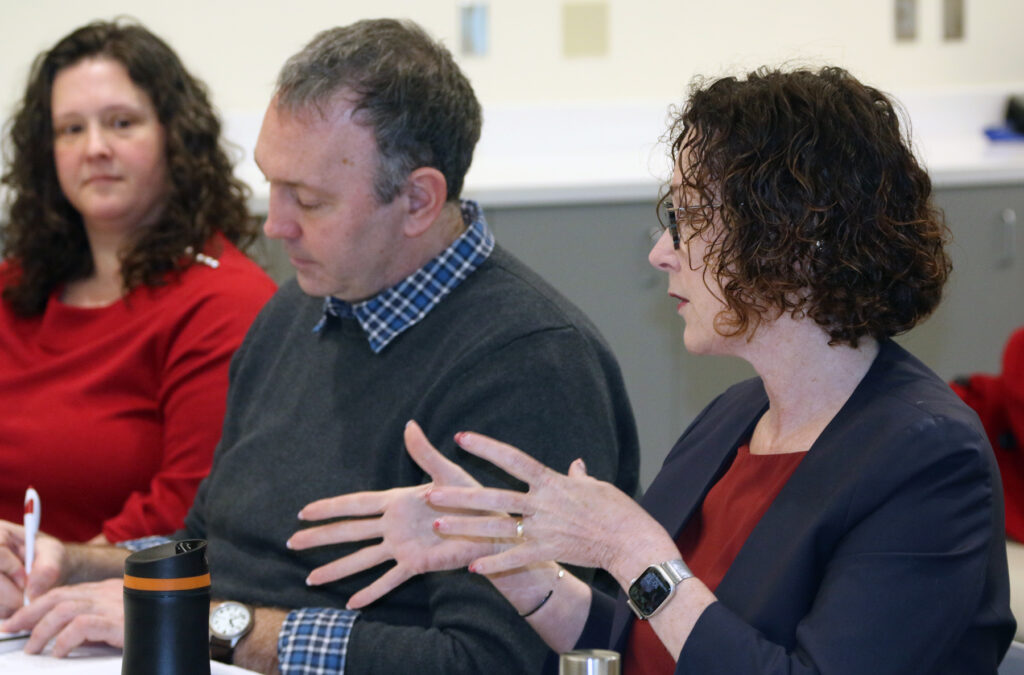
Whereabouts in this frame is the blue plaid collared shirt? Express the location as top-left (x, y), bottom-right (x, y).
top-left (313, 200), bottom-right (495, 353)
top-left (278, 607), bottom-right (358, 674)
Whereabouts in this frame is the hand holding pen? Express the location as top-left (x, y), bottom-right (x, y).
top-left (0, 489), bottom-right (42, 635)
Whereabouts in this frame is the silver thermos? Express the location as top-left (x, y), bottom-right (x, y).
top-left (559, 648), bottom-right (621, 675)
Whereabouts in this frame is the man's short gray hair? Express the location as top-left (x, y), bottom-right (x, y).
top-left (275, 19), bottom-right (482, 204)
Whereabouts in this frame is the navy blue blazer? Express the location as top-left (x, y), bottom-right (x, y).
top-left (574, 340), bottom-right (1015, 674)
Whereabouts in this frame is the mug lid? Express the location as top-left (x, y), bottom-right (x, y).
top-left (123, 539), bottom-right (209, 580)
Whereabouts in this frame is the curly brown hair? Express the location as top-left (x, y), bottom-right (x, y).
top-left (1, 19), bottom-right (258, 316)
top-left (664, 66), bottom-right (951, 347)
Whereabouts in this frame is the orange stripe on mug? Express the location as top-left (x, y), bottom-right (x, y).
top-left (123, 573), bottom-right (211, 591)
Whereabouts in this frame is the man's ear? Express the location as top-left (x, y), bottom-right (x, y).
top-left (403, 167), bottom-right (449, 238)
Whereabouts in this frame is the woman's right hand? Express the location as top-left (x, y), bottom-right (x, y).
top-left (287, 421), bottom-right (510, 609)
top-left (429, 431), bottom-right (678, 588)
top-left (0, 521), bottom-right (67, 619)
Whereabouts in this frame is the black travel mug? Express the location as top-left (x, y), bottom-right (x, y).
top-left (122, 539), bottom-right (211, 675)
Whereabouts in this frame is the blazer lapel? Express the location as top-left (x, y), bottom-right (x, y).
top-left (709, 340), bottom-right (901, 643)
top-left (608, 380), bottom-right (770, 649)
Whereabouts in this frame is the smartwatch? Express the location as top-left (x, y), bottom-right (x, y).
top-left (626, 558), bottom-right (693, 620)
top-left (209, 601), bottom-right (254, 664)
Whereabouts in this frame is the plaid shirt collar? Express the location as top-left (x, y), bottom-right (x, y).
top-left (314, 200), bottom-right (495, 353)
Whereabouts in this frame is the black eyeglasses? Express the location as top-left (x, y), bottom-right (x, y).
top-left (657, 198), bottom-right (722, 250)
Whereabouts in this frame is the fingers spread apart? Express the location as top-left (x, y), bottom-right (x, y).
top-left (289, 515), bottom-right (388, 551)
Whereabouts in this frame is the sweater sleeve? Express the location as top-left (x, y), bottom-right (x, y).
top-left (101, 266), bottom-right (275, 541)
top-left (341, 326), bottom-right (639, 675)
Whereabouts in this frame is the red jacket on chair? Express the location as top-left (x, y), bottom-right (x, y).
top-left (952, 327), bottom-right (1024, 541)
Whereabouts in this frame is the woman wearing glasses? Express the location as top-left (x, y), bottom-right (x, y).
top-left (289, 67), bottom-right (1014, 673)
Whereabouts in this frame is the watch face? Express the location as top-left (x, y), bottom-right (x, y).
top-left (210, 602), bottom-right (252, 639)
top-left (628, 566), bottom-right (673, 617)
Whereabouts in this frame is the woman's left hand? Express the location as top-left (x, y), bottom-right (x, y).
top-left (429, 431), bottom-right (670, 584)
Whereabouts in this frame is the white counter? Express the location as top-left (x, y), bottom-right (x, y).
top-left (228, 86), bottom-right (1024, 214)
top-left (227, 100), bottom-right (672, 212)
top-left (3, 86), bottom-right (1023, 219)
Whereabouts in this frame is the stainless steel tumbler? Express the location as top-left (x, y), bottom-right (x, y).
top-left (559, 648), bottom-right (621, 675)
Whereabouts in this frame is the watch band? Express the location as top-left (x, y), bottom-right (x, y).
top-left (209, 636), bottom-right (236, 664)
top-left (660, 558), bottom-right (693, 585)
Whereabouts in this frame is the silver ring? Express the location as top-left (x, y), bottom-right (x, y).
top-left (515, 518), bottom-right (524, 538)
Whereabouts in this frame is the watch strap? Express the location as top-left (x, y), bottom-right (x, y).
top-left (660, 558), bottom-right (693, 585)
top-left (209, 635), bottom-right (236, 664)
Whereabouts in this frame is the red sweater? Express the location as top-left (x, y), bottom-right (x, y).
top-left (951, 327), bottom-right (1024, 541)
top-left (625, 444), bottom-right (805, 673)
top-left (0, 239), bottom-right (276, 542)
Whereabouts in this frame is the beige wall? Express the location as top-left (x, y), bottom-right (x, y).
top-left (2, 0), bottom-right (1024, 122)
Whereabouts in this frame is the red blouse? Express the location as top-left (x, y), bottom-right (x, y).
top-left (624, 443), bottom-right (806, 674)
top-left (0, 239), bottom-right (275, 542)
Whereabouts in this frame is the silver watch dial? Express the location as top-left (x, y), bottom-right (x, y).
top-left (210, 602), bottom-right (252, 638)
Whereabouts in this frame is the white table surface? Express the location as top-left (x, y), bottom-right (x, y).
top-left (0, 634), bottom-right (256, 674)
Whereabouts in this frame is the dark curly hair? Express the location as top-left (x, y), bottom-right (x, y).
top-left (664, 66), bottom-right (951, 347)
top-left (1, 19), bottom-right (258, 316)
top-left (274, 18), bottom-right (482, 204)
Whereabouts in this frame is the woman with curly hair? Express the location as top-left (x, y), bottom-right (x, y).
top-left (288, 67), bottom-right (1015, 673)
top-left (0, 20), bottom-right (276, 543)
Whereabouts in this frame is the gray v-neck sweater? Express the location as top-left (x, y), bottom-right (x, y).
top-left (184, 245), bottom-right (639, 674)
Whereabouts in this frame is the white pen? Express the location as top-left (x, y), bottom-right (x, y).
top-left (23, 487), bottom-right (40, 606)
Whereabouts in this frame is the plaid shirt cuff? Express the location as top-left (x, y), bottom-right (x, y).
top-left (116, 535), bottom-right (173, 552)
top-left (278, 607), bottom-right (360, 674)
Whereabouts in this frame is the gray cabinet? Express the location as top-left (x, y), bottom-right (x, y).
top-left (251, 182), bottom-right (1024, 488)
top-left (489, 184), bottom-right (1024, 487)
top-left (897, 184), bottom-right (1024, 377)
top-left (487, 202), bottom-right (753, 488)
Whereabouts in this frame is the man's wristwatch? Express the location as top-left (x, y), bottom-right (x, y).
top-left (209, 601), bottom-right (254, 664)
top-left (626, 558), bottom-right (693, 620)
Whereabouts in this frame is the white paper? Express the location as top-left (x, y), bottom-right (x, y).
top-left (0, 630), bottom-right (31, 642)
top-left (0, 643), bottom-right (256, 673)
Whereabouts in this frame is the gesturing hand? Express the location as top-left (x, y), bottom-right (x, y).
top-left (428, 431), bottom-right (665, 584)
top-left (287, 421), bottom-right (509, 609)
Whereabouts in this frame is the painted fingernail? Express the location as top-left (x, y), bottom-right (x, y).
top-left (433, 519), bottom-right (442, 530)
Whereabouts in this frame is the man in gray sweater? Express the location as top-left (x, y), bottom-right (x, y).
top-left (0, 18), bottom-right (639, 675)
